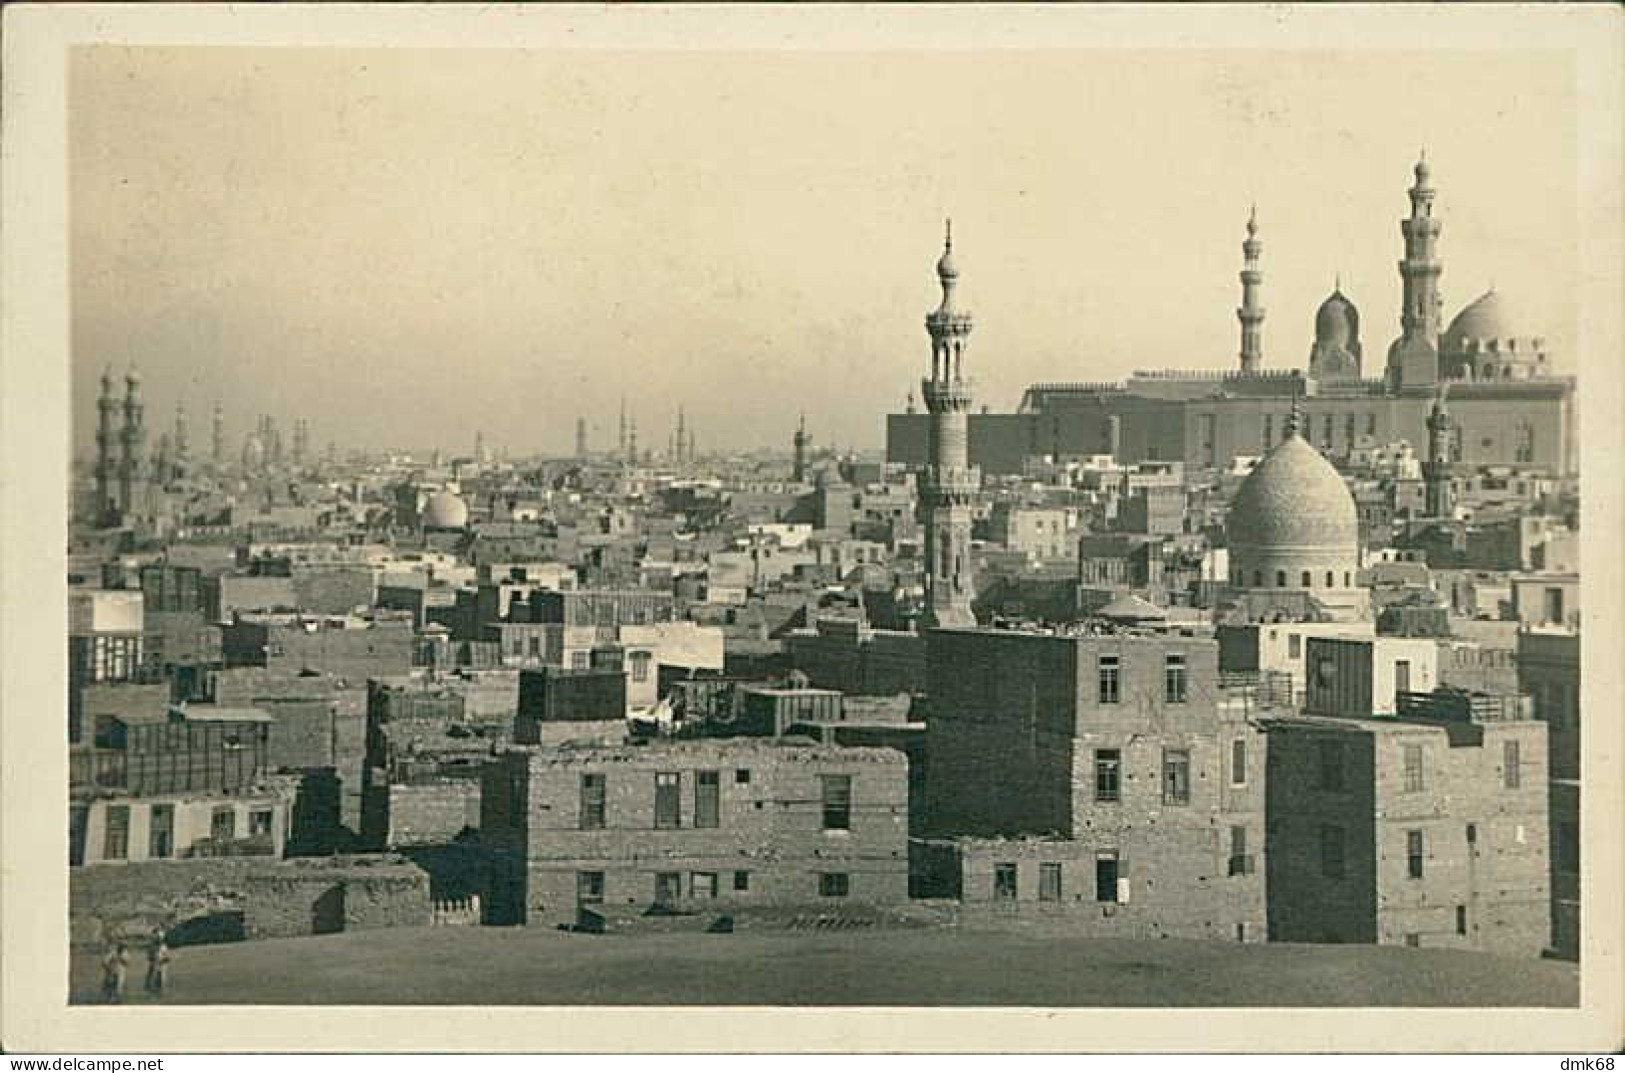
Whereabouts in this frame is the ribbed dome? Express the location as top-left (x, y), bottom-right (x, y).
top-left (1314, 290), bottom-right (1357, 346)
top-left (1228, 431), bottom-right (1358, 551)
top-left (421, 490), bottom-right (469, 530)
top-left (1443, 289), bottom-right (1514, 348)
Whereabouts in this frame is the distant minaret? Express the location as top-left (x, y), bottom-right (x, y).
top-left (575, 416), bottom-right (588, 459)
top-left (920, 220), bottom-right (977, 629)
top-left (1424, 386), bottom-right (1456, 518)
top-left (474, 429), bottom-right (485, 463)
top-left (118, 367), bottom-right (146, 519)
top-left (617, 398), bottom-right (628, 460)
top-left (1237, 205), bottom-right (1264, 374)
top-left (675, 406), bottom-right (687, 465)
top-left (173, 400), bottom-right (190, 478)
top-left (293, 418), bottom-right (309, 465)
top-left (905, 389), bottom-right (917, 415)
top-left (793, 413), bottom-right (809, 482)
top-left (1386, 153), bottom-right (1444, 393)
top-left (211, 400), bottom-right (225, 468)
top-left (153, 431), bottom-right (173, 488)
top-left (94, 368), bottom-right (118, 522)
top-left (628, 414), bottom-right (638, 464)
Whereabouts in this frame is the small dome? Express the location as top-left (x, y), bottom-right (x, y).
top-left (422, 490), bottom-right (469, 530)
top-left (1443, 288), bottom-right (1515, 349)
top-left (1228, 429), bottom-right (1358, 552)
top-left (936, 245), bottom-right (958, 281)
top-left (1414, 155), bottom-right (1431, 185)
top-left (1314, 290), bottom-right (1357, 346)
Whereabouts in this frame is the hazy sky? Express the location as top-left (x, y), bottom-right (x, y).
top-left (70, 47), bottom-right (1577, 456)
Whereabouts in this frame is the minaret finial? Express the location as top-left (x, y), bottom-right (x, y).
top-left (944, 217), bottom-right (952, 252)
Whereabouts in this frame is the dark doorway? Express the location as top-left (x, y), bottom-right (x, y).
top-left (312, 883), bottom-right (345, 935)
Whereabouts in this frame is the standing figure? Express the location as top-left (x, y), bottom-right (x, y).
top-left (100, 942), bottom-right (128, 1004)
top-left (145, 930), bottom-right (171, 997)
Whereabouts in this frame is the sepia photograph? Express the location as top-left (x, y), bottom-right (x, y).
top-left (3, 1), bottom-right (1622, 1056)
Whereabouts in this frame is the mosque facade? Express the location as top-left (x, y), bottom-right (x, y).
top-left (886, 158), bottom-right (1576, 478)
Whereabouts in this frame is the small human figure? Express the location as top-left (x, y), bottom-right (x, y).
top-left (100, 942), bottom-right (128, 1004)
top-left (144, 930), bottom-right (170, 997)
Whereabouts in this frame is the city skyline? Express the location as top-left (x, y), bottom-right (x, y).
top-left (71, 47), bottom-right (1577, 455)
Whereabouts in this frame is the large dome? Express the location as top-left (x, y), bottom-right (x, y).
top-left (1442, 289), bottom-right (1514, 349)
top-left (1314, 290), bottom-right (1359, 347)
top-left (421, 490), bottom-right (469, 530)
top-left (1228, 430), bottom-right (1358, 551)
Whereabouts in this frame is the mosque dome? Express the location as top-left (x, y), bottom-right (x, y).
top-left (1443, 289), bottom-right (1514, 349)
top-left (422, 490), bottom-right (469, 530)
top-left (1228, 425), bottom-right (1358, 556)
top-left (1314, 290), bottom-right (1358, 347)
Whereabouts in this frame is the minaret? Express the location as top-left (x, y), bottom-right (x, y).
top-left (905, 389), bottom-right (917, 415)
top-left (920, 220), bottom-right (978, 629)
top-left (617, 398), bottom-right (628, 460)
top-left (94, 368), bottom-right (119, 522)
top-left (172, 400), bottom-right (190, 479)
top-left (118, 367), bottom-right (146, 520)
top-left (211, 400), bottom-right (225, 469)
top-left (675, 407), bottom-right (687, 465)
top-left (153, 431), bottom-right (173, 488)
top-left (1237, 205), bottom-right (1264, 374)
top-left (1386, 153), bottom-right (1443, 393)
top-left (575, 416), bottom-right (588, 459)
top-left (293, 419), bottom-right (309, 465)
top-left (793, 413), bottom-right (809, 482)
top-left (628, 414), bottom-right (638, 465)
top-left (1423, 386), bottom-right (1456, 518)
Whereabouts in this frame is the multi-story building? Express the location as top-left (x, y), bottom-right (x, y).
top-left (1517, 626), bottom-right (1580, 959)
top-left (1263, 691), bottom-right (1549, 956)
top-left (480, 738), bottom-right (909, 927)
top-left (919, 626), bottom-right (1272, 941)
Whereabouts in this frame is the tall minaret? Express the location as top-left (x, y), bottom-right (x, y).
top-left (628, 413), bottom-right (638, 464)
top-left (793, 413), bottom-right (809, 482)
top-left (575, 416), bottom-right (588, 459)
top-left (95, 368), bottom-right (119, 522)
top-left (211, 400), bottom-right (225, 468)
top-left (920, 220), bottom-right (977, 629)
top-left (173, 400), bottom-right (190, 479)
top-left (118, 367), bottom-right (146, 520)
top-left (1386, 153), bottom-right (1443, 393)
top-left (1423, 386), bottom-right (1455, 518)
top-left (675, 406), bottom-right (687, 465)
top-left (617, 398), bottom-right (628, 460)
top-left (1237, 206), bottom-right (1264, 374)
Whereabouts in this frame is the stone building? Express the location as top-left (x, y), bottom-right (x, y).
top-left (219, 613), bottom-right (415, 681)
top-left (479, 738), bottom-right (909, 927)
top-left (918, 625), bottom-right (1272, 941)
top-left (1263, 691), bottom-right (1549, 957)
top-left (1517, 626), bottom-right (1580, 959)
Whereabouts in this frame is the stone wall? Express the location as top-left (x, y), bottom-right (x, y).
top-left (386, 780), bottom-right (482, 847)
top-left (244, 858), bottom-right (430, 939)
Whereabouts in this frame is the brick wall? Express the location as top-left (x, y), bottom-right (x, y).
top-left (386, 780), bottom-right (482, 847)
top-left (244, 861), bottom-right (430, 939)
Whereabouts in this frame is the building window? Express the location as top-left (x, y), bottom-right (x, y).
top-left (691, 872), bottom-right (719, 900)
top-left (580, 773), bottom-right (607, 829)
top-left (1319, 825), bottom-right (1345, 879)
top-left (577, 871), bottom-right (605, 906)
top-left (653, 872), bottom-right (681, 907)
top-left (1275, 570), bottom-right (1287, 588)
top-left (1366, 413), bottom-right (1378, 437)
top-left (1039, 863), bottom-right (1063, 903)
top-left (1394, 659), bottom-right (1412, 695)
top-left (629, 651), bottom-right (652, 683)
top-left (734, 870), bottom-right (750, 892)
top-left (1164, 654), bottom-right (1188, 704)
top-left (654, 772), bottom-right (681, 829)
top-left (1406, 829), bottom-right (1425, 879)
top-left (1095, 853), bottom-right (1120, 903)
top-left (994, 863), bottom-right (1018, 901)
top-left (148, 803), bottom-right (174, 859)
top-left (1404, 744), bottom-right (1425, 792)
top-left (1162, 749), bottom-right (1191, 805)
top-left (1288, 634), bottom-right (1301, 659)
top-left (1504, 740), bottom-right (1521, 789)
top-left (819, 872), bottom-right (850, 898)
top-left (694, 770), bottom-right (721, 829)
top-left (211, 806), bottom-right (235, 843)
top-left (1228, 825), bottom-right (1253, 876)
top-left (1230, 738), bottom-right (1247, 786)
top-left (570, 651), bottom-right (590, 670)
top-left (1252, 570), bottom-right (1263, 588)
top-left (1318, 739), bottom-right (1345, 791)
top-left (249, 809), bottom-right (273, 837)
top-left (735, 769), bottom-right (751, 784)
top-left (1466, 822), bottom-right (1478, 847)
top-left (1094, 749), bottom-right (1122, 802)
top-left (103, 804), bottom-right (130, 861)
top-left (1456, 905), bottom-right (1468, 936)
top-left (821, 774), bottom-right (852, 831)
top-left (1301, 570), bottom-right (1312, 588)
top-left (1405, 933), bottom-right (1421, 948)
top-left (1097, 654), bottom-right (1121, 704)
top-left (1325, 571), bottom-right (1335, 587)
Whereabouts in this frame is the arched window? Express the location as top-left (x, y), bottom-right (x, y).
top-left (1326, 571), bottom-right (1335, 587)
top-left (1344, 571), bottom-right (1352, 587)
top-left (1301, 571), bottom-right (1312, 588)
top-left (1253, 571), bottom-right (1263, 588)
top-left (1276, 570), bottom-right (1287, 588)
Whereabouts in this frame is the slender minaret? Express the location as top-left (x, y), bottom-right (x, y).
top-left (793, 413), bottom-right (809, 482)
top-left (172, 400), bottom-right (190, 478)
top-left (153, 431), bottom-right (173, 488)
top-left (1423, 385), bottom-right (1455, 518)
top-left (575, 416), bottom-right (588, 459)
top-left (627, 414), bottom-right (638, 464)
top-left (94, 368), bottom-right (119, 522)
top-left (118, 367), bottom-right (146, 519)
top-left (1386, 153), bottom-right (1443, 392)
top-left (675, 406), bottom-right (687, 465)
top-left (617, 398), bottom-right (628, 460)
top-left (293, 418), bottom-right (309, 464)
top-left (211, 400), bottom-right (225, 468)
top-left (920, 220), bottom-right (977, 628)
top-left (1237, 206), bottom-right (1264, 374)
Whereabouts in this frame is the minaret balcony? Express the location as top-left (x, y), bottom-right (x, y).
top-left (927, 466), bottom-right (981, 497)
top-left (921, 378), bottom-right (975, 411)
